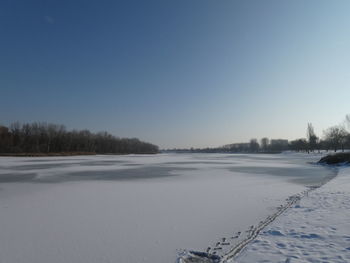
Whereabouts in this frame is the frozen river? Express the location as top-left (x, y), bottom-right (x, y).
top-left (0, 153), bottom-right (336, 263)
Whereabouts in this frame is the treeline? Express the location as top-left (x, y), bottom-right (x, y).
top-left (164, 139), bottom-right (289, 154)
top-left (165, 114), bottom-right (350, 154)
top-left (0, 122), bottom-right (159, 154)
top-left (289, 120), bottom-right (350, 153)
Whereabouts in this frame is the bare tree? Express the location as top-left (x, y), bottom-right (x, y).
top-left (306, 123), bottom-right (318, 153)
top-left (249, 138), bottom-right (260, 152)
top-left (345, 114), bottom-right (350, 132)
top-left (289, 138), bottom-right (308, 152)
top-left (323, 126), bottom-right (347, 152)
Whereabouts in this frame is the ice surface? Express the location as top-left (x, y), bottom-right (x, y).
top-left (0, 153), bottom-right (335, 263)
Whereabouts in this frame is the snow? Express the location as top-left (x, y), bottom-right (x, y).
top-left (233, 165), bottom-right (350, 263)
top-left (0, 153), bottom-right (336, 263)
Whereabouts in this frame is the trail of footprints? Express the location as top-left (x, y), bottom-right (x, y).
top-left (206, 192), bottom-right (309, 259)
top-left (208, 223), bottom-right (269, 256)
top-left (206, 231), bottom-right (243, 255)
top-left (178, 186), bottom-right (328, 262)
top-left (178, 184), bottom-right (330, 263)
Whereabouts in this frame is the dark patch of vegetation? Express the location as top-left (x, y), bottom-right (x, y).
top-left (0, 152), bottom-right (96, 157)
top-left (0, 122), bottom-right (158, 155)
top-left (318, 153), bottom-right (350, 165)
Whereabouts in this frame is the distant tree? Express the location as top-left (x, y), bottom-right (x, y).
top-left (289, 138), bottom-right (308, 152)
top-left (315, 137), bottom-right (321, 153)
top-left (249, 138), bottom-right (260, 152)
top-left (341, 114), bottom-right (350, 150)
top-left (0, 125), bottom-right (12, 153)
top-left (345, 114), bottom-right (350, 132)
top-left (318, 139), bottom-right (329, 152)
top-left (345, 134), bottom-right (350, 150)
top-left (269, 139), bottom-right (289, 152)
top-left (323, 126), bottom-right (348, 152)
top-left (306, 123), bottom-right (318, 153)
top-left (260, 137), bottom-right (269, 152)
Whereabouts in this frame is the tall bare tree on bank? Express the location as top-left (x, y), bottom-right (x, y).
top-left (344, 114), bottom-right (350, 134)
top-left (344, 114), bottom-right (350, 149)
top-left (306, 123), bottom-right (318, 153)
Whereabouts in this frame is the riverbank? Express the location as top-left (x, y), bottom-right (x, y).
top-left (0, 152), bottom-right (159, 157)
top-left (318, 152), bottom-right (350, 164)
top-left (234, 165), bottom-right (350, 263)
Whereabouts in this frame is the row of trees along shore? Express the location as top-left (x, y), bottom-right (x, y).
top-left (166, 115), bottom-right (350, 154)
top-left (0, 122), bottom-right (159, 155)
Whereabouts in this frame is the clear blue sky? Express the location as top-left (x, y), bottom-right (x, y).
top-left (1, 0), bottom-right (349, 148)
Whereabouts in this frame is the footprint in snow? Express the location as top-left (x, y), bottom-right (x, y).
top-left (276, 242), bottom-right (286, 248)
top-left (300, 233), bottom-right (322, 239)
top-left (265, 230), bottom-right (284, 236)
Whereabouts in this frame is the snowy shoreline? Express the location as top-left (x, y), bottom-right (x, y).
top-left (233, 165), bottom-right (350, 263)
top-left (178, 169), bottom-right (337, 263)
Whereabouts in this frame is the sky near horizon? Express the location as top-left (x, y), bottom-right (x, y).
top-left (1, 0), bottom-right (350, 148)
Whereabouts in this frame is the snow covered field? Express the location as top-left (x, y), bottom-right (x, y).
top-left (233, 165), bottom-right (350, 263)
top-left (0, 153), bottom-right (336, 263)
